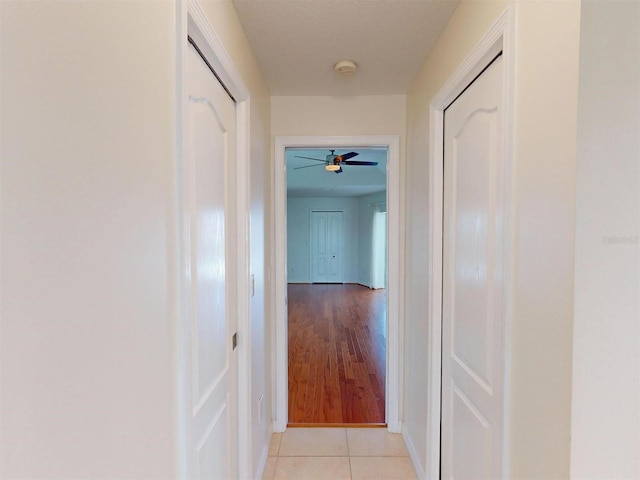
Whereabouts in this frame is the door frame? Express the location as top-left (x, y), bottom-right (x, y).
top-left (426, 8), bottom-right (516, 479)
top-left (176, 1), bottom-right (252, 478)
top-left (309, 210), bottom-right (344, 284)
top-left (273, 135), bottom-right (403, 432)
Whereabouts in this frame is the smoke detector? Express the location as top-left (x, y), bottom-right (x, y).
top-left (334, 60), bottom-right (357, 76)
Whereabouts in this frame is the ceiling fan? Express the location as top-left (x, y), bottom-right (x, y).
top-left (293, 149), bottom-right (378, 174)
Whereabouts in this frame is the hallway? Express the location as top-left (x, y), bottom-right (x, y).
top-left (3, 1), bottom-right (638, 479)
top-left (263, 428), bottom-right (417, 480)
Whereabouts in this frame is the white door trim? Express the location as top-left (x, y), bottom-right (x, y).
top-left (426, 8), bottom-right (516, 479)
top-left (274, 135), bottom-right (403, 432)
top-left (176, 1), bottom-right (252, 478)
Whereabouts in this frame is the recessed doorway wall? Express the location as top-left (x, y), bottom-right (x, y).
top-left (274, 135), bottom-right (403, 433)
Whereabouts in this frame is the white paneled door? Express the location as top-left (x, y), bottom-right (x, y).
top-left (310, 211), bottom-right (343, 283)
top-left (185, 42), bottom-right (238, 479)
top-left (441, 55), bottom-right (506, 479)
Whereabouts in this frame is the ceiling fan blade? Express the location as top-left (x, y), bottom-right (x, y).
top-left (294, 155), bottom-right (326, 162)
top-left (336, 151), bottom-right (359, 161)
top-left (334, 167), bottom-right (343, 174)
top-left (343, 160), bottom-right (379, 166)
top-left (293, 163), bottom-right (325, 170)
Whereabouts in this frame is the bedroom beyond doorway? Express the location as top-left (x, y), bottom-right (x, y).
top-left (287, 283), bottom-right (386, 425)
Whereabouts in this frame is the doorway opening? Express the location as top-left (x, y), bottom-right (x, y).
top-left (286, 147), bottom-right (388, 425)
top-left (274, 135), bottom-right (403, 433)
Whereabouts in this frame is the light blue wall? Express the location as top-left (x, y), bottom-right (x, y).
top-left (287, 197), bottom-right (359, 282)
top-left (287, 194), bottom-right (386, 284)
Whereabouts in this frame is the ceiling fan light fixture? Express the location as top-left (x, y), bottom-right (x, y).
top-left (325, 164), bottom-right (341, 171)
top-left (334, 60), bottom-right (357, 76)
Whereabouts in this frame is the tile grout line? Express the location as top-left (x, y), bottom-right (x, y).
top-left (269, 428), bottom-right (417, 479)
top-left (345, 428), bottom-right (353, 480)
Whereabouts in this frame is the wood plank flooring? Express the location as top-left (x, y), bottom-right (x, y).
top-left (288, 283), bottom-right (386, 424)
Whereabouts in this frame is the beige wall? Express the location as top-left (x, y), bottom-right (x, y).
top-left (508, 3), bottom-right (580, 477)
top-left (404, 3), bottom-right (508, 476)
top-left (199, 2), bottom-right (273, 477)
top-left (571, 1), bottom-right (640, 477)
top-left (0, 0), bottom-right (272, 478)
top-left (1, 1), bottom-right (178, 477)
top-left (405, 1), bottom-right (581, 477)
top-left (272, 95), bottom-right (406, 138)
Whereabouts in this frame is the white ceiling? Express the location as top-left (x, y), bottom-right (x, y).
top-left (287, 148), bottom-right (387, 197)
top-left (232, 0), bottom-right (460, 96)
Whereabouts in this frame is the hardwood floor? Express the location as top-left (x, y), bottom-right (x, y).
top-left (288, 283), bottom-right (386, 424)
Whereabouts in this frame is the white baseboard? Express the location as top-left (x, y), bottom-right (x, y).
top-left (403, 428), bottom-right (427, 480)
top-left (254, 428), bottom-right (273, 480)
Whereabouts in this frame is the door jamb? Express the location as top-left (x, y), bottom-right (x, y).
top-left (425, 8), bottom-right (515, 479)
top-left (274, 135), bottom-right (403, 433)
top-left (176, 0), bottom-right (252, 478)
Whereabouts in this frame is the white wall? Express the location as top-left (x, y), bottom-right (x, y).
top-left (1, 2), bottom-right (178, 477)
top-left (405, 1), bottom-right (581, 477)
top-left (571, 1), bottom-right (640, 477)
top-left (287, 197), bottom-right (360, 283)
top-left (198, 2), bottom-right (273, 477)
top-left (0, 1), bottom-right (272, 478)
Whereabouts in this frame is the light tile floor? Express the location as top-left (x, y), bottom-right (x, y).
top-left (263, 428), bottom-right (417, 480)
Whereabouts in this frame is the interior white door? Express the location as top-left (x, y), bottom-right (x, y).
top-left (310, 211), bottom-right (343, 283)
top-left (185, 42), bottom-right (238, 480)
top-left (441, 55), bottom-right (506, 479)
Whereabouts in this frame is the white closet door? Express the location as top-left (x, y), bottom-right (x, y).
top-left (186, 42), bottom-right (238, 480)
top-left (441, 55), bottom-right (506, 479)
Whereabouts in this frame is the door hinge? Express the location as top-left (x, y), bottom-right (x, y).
top-left (232, 332), bottom-right (238, 350)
